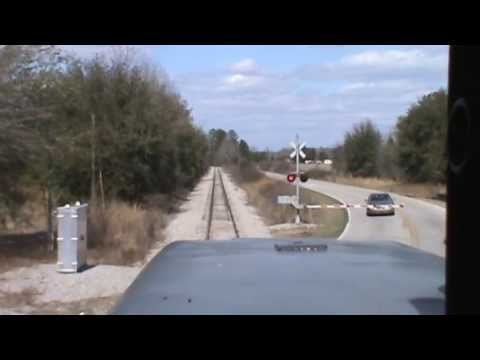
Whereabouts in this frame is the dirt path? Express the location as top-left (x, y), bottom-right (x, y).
top-left (0, 167), bottom-right (271, 315)
top-left (0, 264), bottom-right (139, 315)
top-left (162, 167), bottom-right (215, 243)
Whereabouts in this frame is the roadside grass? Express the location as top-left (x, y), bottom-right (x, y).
top-left (326, 176), bottom-right (446, 202)
top-left (304, 168), bottom-right (336, 182)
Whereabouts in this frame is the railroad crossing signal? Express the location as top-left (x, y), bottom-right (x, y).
top-left (278, 135), bottom-right (405, 226)
top-left (290, 141), bottom-right (306, 159)
top-left (290, 135), bottom-right (306, 224)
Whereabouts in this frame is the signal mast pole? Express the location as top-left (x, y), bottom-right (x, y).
top-left (294, 134), bottom-right (302, 224)
top-left (295, 134), bottom-right (300, 204)
top-left (288, 134), bottom-right (306, 224)
top-left (296, 134), bottom-right (300, 204)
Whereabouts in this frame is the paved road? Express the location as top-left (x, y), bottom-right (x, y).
top-left (264, 171), bottom-right (446, 258)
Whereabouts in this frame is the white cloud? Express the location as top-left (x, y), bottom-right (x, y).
top-left (171, 46), bottom-right (449, 149)
top-left (230, 58), bottom-right (258, 74)
top-left (343, 50), bottom-right (417, 66)
top-left (339, 79), bottom-right (431, 96)
top-left (296, 47), bottom-right (448, 84)
top-left (221, 73), bottom-right (268, 91)
top-left (341, 49), bottom-right (445, 70)
top-left (226, 74), bottom-right (247, 84)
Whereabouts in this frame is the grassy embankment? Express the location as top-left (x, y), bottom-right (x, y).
top-left (228, 162), bottom-right (348, 239)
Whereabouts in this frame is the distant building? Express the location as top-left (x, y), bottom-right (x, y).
top-left (324, 159), bottom-right (333, 165)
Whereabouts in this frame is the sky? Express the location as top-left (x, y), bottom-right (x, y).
top-left (60, 45), bottom-right (449, 150)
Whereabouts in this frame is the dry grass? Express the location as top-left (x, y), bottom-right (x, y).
top-left (0, 189), bottom-right (47, 233)
top-left (0, 189), bottom-right (55, 273)
top-left (263, 160), bottom-right (446, 202)
top-left (0, 232), bottom-right (55, 273)
top-left (87, 201), bottom-right (166, 266)
top-left (227, 161), bottom-right (263, 184)
top-left (259, 159), bottom-right (292, 174)
top-left (304, 168), bottom-right (336, 182)
top-left (331, 176), bottom-right (446, 201)
top-left (239, 176), bottom-right (347, 238)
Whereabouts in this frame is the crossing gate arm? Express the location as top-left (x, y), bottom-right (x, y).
top-left (305, 204), bottom-right (405, 209)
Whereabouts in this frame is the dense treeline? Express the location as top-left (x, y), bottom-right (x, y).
top-left (332, 120), bottom-right (383, 177)
top-left (207, 128), bottom-right (261, 182)
top-left (0, 45), bottom-right (209, 226)
top-left (332, 89), bottom-right (447, 183)
top-left (395, 90), bottom-right (447, 182)
top-left (207, 128), bottom-right (253, 164)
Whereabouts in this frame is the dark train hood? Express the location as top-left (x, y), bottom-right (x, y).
top-left (111, 238), bottom-right (445, 315)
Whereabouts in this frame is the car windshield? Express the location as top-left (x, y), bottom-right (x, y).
top-left (371, 195), bottom-right (394, 204)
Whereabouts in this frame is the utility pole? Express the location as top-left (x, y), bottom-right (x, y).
top-left (90, 113), bottom-right (97, 208)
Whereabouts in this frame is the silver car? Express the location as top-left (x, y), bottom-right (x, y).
top-left (366, 193), bottom-right (395, 216)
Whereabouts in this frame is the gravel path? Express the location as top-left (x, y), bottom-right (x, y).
top-left (220, 169), bottom-right (271, 239)
top-left (162, 167), bottom-right (215, 244)
top-left (0, 265), bottom-right (139, 304)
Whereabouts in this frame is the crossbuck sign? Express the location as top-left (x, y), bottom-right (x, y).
top-left (290, 140), bottom-right (306, 160)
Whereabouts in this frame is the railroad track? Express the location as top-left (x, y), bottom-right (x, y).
top-left (205, 167), bottom-right (239, 240)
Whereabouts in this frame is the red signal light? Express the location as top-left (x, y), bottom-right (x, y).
top-left (287, 174), bottom-right (296, 183)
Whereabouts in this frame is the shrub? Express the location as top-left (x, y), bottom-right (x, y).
top-left (87, 201), bottom-right (165, 265)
